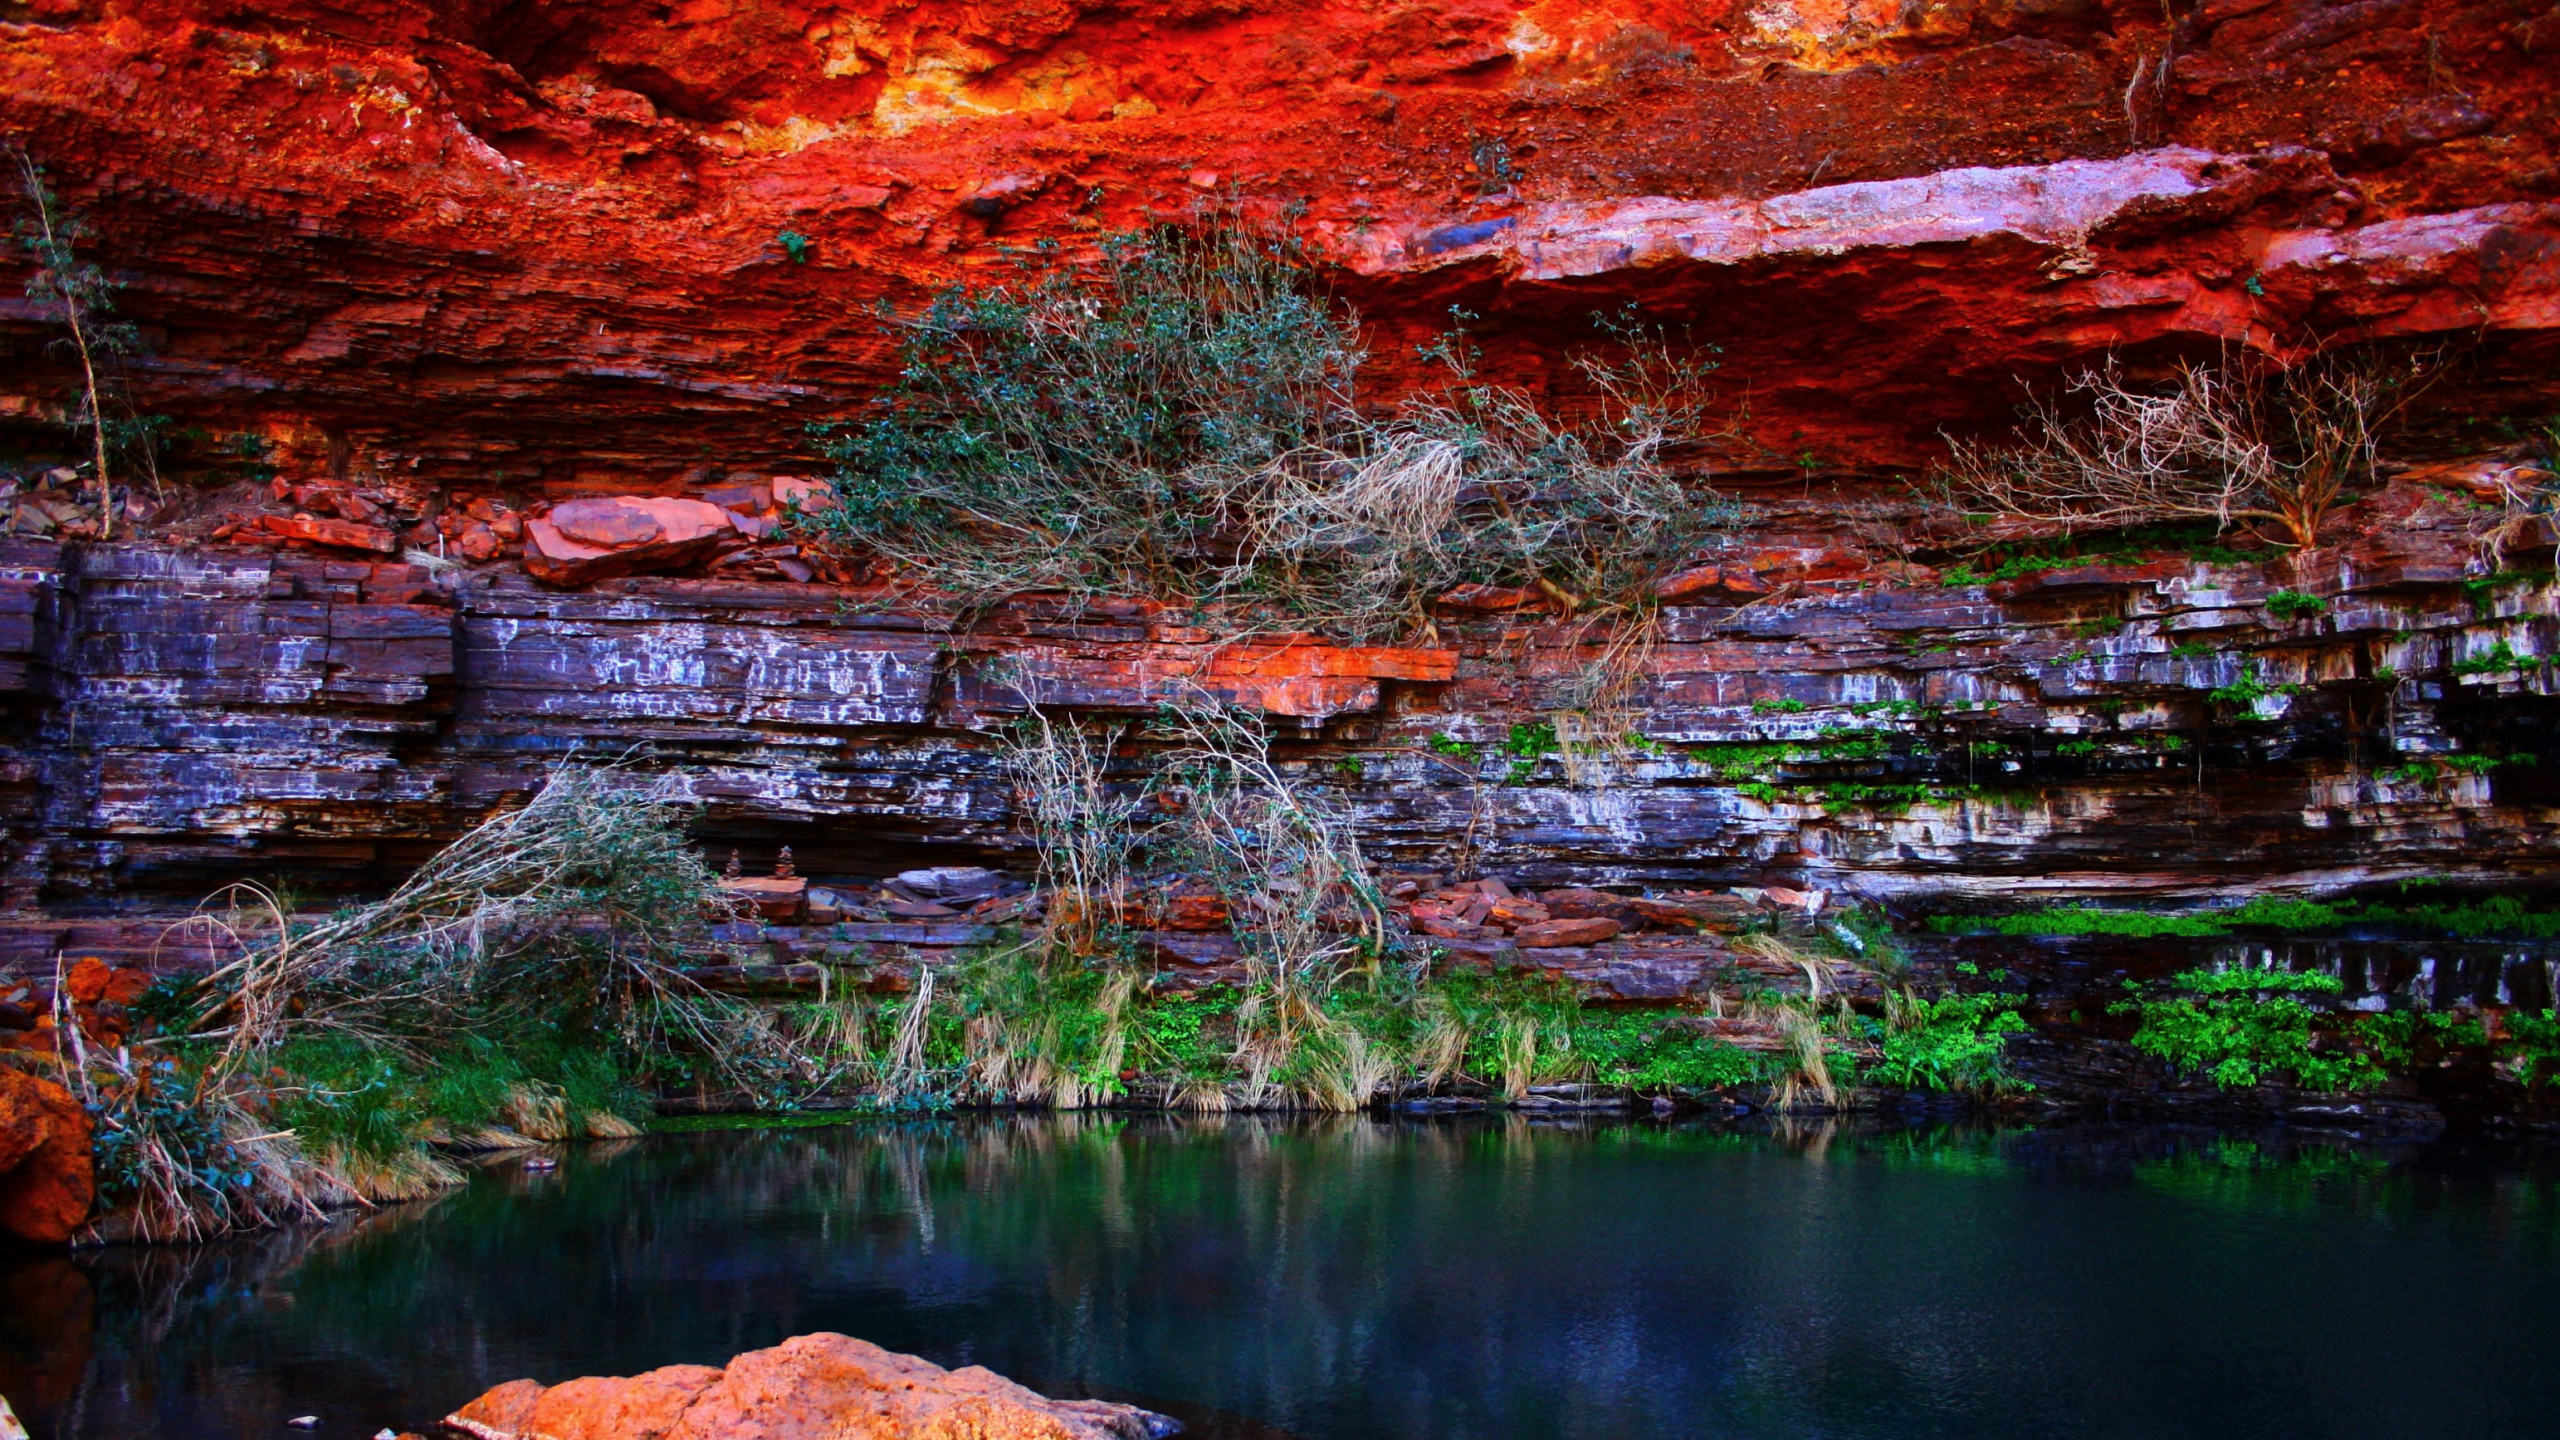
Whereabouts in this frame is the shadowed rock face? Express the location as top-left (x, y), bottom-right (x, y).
top-left (445, 1331), bottom-right (1175, 1440)
top-left (0, 1), bottom-right (2554, 488)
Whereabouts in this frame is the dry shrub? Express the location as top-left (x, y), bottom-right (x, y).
top-left (1149, 699), bottom-right (1398, 1107)
top-left (998, 710), bottom-right (1140, 957)
top-left (1938, 352), bottom-right (2432, 548)
top-left (77, 764), bottom-right (852, 1241)
top-left (957, 698), bottom-right (1399, 1111)
top-left (806, 221), bottom-right (1734, 639)
top-left (183, 765), bottom-right (832, 1099)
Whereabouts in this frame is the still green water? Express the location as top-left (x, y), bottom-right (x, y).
top-left (5, 1116), bottom-right (2557, 1439)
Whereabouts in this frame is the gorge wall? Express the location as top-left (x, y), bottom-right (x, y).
top-left (1, 1), bottom-right (2559, 1126)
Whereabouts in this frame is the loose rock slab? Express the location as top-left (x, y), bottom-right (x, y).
top-left (445, 1332), bottom-right (1176, 1440)
top-left (524, 497), bottom-right (737, 585)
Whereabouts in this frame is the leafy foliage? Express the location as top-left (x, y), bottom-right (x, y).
top-left (2265, 589), bottom-right (2329, 621)
top-left (1867, 987), bottom-right (2031, 1092)
top-left (2113, 966), bottom-right (2384, 1091)
top-left (2502, 1009), bottom-right (2560, 1090)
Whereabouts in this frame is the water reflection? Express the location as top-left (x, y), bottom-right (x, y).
top-left (9, 1116), bottom-right (2560, 1440)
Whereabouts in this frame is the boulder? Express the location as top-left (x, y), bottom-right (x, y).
top-left (445, 1332), bottom-right (1175, 1440)
top-left (772, 477), bottom-right (835, 514)
top-left (1625, 895), bottom-right (1745, 933)
top-left (63, 959), bottom-right (152, 1008)
top-left (0, 1069), bottom-right (94, 1244)
top-left (1651, 565), bottom-right (1770, 603)
top-left (894, 866), bottom-right (1009, 902)
top-left (717, 875), bottom-right (807, 923)
top-left (524, 497), bottom-right (737, 586)
top-left (1150, 892), bottom-right (1230, 931)
top-left (1434, 583), bottom-right (1546, 612)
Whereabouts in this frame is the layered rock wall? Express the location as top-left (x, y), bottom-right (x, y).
top-left (0, 3), bottom-right (2557, 1130)
top-left (0, 487), bottom-right (2547, 913)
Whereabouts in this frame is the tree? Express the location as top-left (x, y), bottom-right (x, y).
top-left (10, 145), bottom-right (136, 537)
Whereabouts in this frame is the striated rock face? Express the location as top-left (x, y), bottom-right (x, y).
top-left (0, 478), bottom-right (2551, 913)
top-left (0, 1068), bottom-right (94, 1245)
top-left (445, 1332), bottom-right (1175, 1440)
top-left (0, 2), bottom-right (2556, 484)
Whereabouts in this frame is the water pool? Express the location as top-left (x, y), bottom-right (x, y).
top-left (7, 1116), bottom-right (2558, 1439)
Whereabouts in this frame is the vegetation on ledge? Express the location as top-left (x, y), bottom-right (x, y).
top-left (1926, 891), bottom-right (2560, 942)
top-left (800, 221), bottom-right (1735, 639)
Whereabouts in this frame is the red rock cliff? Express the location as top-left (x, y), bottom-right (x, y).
top-left (0, 0), bottom-right (2555, 491)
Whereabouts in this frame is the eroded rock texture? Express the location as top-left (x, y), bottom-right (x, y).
top-left (0, 1067), bottom-right (93, 1244)
top-left (0, 484), bottom-right (2544, 910)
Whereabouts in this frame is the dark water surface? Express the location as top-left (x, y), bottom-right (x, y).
top-left (6, 1116), bottom-right (2559, 1440)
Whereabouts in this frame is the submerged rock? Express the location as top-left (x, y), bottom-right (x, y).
top-left (0, 1069), bottom-right (93, 1244)
top-left (445, 1332), bottom-right (1177, 1440)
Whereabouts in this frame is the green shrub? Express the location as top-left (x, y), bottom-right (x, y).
top-left (1569, 1006), bottom-right (1774, 1089)
top-left (1867, 988), bottom-right (2031, 1093)
top-left (2502, 1010), bottom-right (2560, 1089)
top-left (2453, 639), bottom-right (2535, 675)
top-left (2208, 661), bottom-right (2299, 709)
top-left (2265, 590), bottom-right (2329, 621)
top-left (2114, 966), bottom-right (2384, 1091)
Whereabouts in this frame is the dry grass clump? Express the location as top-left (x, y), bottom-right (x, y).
top-left (804, 221), bottom-right (1735, 640)
top-left (67, 764), bottom-right (845, 1241)
top-left (1937, 352), bottom-right (2432, 548)
top-left (1731, 931), bottom-right (1867, 1110)
top-left (899, 699), bottom-right (1399, 1112)
top-left (49, 1025), bottom-right (348, 1243)
top-left (1149, 700), bottom-right (1396, 1108)
top-left (193, 767), bottom-right (732, 1061)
